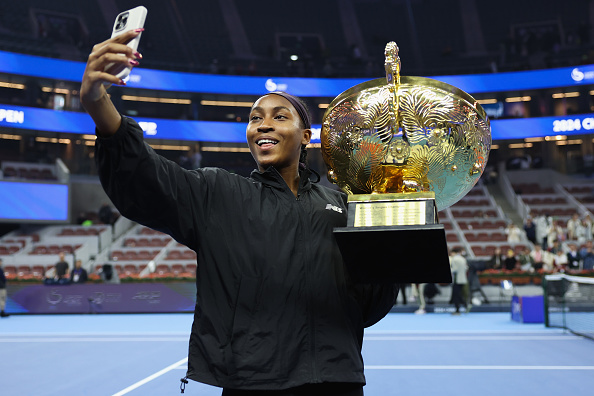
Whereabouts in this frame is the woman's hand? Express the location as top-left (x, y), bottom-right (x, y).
top-left (80, 29), bottom-right (143, 136)
top-left (81, 29), bottom-right (142, 103)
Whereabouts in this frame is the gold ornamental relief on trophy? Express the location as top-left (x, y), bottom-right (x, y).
top-left (321, 42), bottom-right (491, 211)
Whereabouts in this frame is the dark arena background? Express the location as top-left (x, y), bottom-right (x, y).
top-left (1, 1), bottom-right (594, 395)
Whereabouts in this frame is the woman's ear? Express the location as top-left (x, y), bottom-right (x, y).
top-left (301, 128), bottom-right (312, 146)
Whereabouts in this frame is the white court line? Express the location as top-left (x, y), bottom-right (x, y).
top-left (0, 332), bottom-right (188, 337)
top-left (111, 357), bottom-right (188, 396)
top-left (365, 365), bottom-right (594, 370)
top-left (364, 329), bottom-right (566, 334)
top-left (0, 337), bottom-right (188, 342)
top-left (364, 336), bottom-right (577, 341)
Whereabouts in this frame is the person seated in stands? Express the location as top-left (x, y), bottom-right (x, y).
top-left (487, 247), bottom-right (505, 269)
top-left (505, 223), bottom-right (522, 243)
top-left (70, 259), bottom-right (88, 284)
top-left (566, 243), bottom-right (582, 271)
top-left (535, 213), bottom-right (552, 249)
top-left (503, 248), bottom-right (519, 271)
top-left (518, 246), bottom-right (534, 272)
top-left (98, 202), bottom-right (114, 225)
top-left (580, 241), bottom-right (594, 270)
top-left (575, 218), bottom-right (588, 244)
top-left (99, 262), bottom-right (120, 284)
top-left (542, 249), bottom-right (555, 272)
top-left (553, 249), bottom-right (568, 272)
top-left (582, 214), bottom-right (593, 240)
top-left (53, 252), bottom-right (70, 283)
top-left (548, 240), bottom-right (562, 255)
top-left (566, 213), bottom-right (581, 241)
top-left (546, 220), bottom-right (565, 249)
top-left (523, 217), bottom-right (536, 244)
top-left (530, 244), bottom-right (545, 271)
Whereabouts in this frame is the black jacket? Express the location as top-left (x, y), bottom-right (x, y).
top-left (96, 117), bottom-right (396, 390)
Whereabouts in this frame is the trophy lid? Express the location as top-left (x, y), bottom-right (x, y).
top-left (321, 42), bottom-right (491, 211)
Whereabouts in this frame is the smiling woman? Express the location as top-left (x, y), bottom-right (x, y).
top-left (81, 28), bottom-right (397, 396)
top-left (246, 92), bottom-right (312, 196)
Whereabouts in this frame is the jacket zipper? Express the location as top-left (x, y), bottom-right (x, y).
top-left (294, 189), bottom-right (319, 383)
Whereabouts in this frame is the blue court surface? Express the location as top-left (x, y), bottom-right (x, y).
top-left (1, 312), bottom-right (593, 395)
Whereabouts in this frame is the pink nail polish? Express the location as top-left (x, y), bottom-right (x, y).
top-left (134, 28), bottom-right (145, 33)
top-left (134, 52), bottom-right (143, 59)
top-left (119, 79), bottom-right (126, 86)
top-left (129, 59), bottom-right (139, 66)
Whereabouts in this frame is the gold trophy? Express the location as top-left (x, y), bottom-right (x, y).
top-left (322, 42), bottom-right (491, 283)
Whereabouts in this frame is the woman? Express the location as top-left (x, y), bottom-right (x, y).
top-left (81, 30), bottom-right (396, 395)
top-left (503, 248), bottom-right (518, 271)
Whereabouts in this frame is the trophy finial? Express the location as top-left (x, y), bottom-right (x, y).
top-left (384, 42), bottom-right (400, 87)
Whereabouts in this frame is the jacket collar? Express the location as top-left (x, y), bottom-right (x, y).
top-left (250, 166), bottom-right (313, 194)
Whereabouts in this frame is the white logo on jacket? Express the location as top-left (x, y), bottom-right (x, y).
top-left (325, 203), bottom-right (343, 213)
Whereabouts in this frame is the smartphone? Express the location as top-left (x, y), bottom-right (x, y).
top-left (104, 6), bottom-right (147, 85)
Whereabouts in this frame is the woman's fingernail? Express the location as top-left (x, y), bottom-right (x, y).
top-left (134, 51), bottom-right (143, 59)
top-left (129, 59), bottom-right (139, 66)
top-left (134, 28), bottom-right (145, 33)
top-left (119, 79), bottom-right (126, 86)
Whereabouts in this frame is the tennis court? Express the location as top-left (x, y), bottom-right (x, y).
top-left (2, 312), bottom-right (593, 396)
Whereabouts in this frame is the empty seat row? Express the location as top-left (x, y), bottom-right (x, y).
top-left (30, 244), bottom-right (81, 254)
top-left (123, 237), bottom-right (172, 247)
top-left (59, 228), bottom-right (104, 236)
top-left (513, 183), bottom-right (555, 194)
top-left (450, 209), bottom-right (497, 218)
top-left (111, 250), bottom-right (160, 261)
top-left (2, 166), bottom-right (56, 180)
top-left (3, 265), bottom-right (48, 278)
top-left (465, 232), bottom-right (507, 242)
top-left (165, 250), bottom-right (196, 260)
top-left (522, 197), bottom-right (567, 205)
top-left (457, 220), bottom-right (507, 230)
top-left (139, 227), bottom-right (167, 236)
top-left (529, 208), bottom-right (575, 216)
top-left (0, 245), bottom-right (21, 255)
top-left (452, 199), bottom-right (492, 207)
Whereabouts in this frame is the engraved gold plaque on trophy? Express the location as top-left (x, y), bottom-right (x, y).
top-left (322, 42), bottom-right (491, 283)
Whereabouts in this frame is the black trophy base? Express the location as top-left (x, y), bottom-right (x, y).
top-left (334, 224), bottom-right (452, 284)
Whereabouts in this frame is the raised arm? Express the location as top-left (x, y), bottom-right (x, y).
top-left (80, 29), bottom-right (143, 136)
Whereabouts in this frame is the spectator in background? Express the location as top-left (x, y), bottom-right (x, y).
top-left (523, 217), bottom-right (537, 244)
top-left (54, 252), bottom-right (70, 282)
top-left (504, 248), bottom-right (518, 270)
top-left (0, 258), bottom-right (9, 317)
top-left (99, 262), bottom-right (120, 284)
top-left (395, 283), bottom-right (408, 305)
top-left (449, 247), bottom-right (468, 315)
top-left (535, 213), bottom-right (553, 248)
top-left (488, 247), bottom-right (505, 269)
top-left (70, 259), bottom-right (88, 284)
top-left (566, 243), bottom-right (582, 270)
top-left (98, 203), bottom-right (114, 225)
top-left (553, 249), bottom-right (568, 272)
top-left (530, 244), bottom-right (545, 271)
top-left (178, 150), bottom-right (194, 170)
top-left (505, 223), bottom-right (522, 243)
top-left (518, 246), bottom-right (534, 271)
top-left (548, 240), bottom-right (563, 255)
top-left (580, 241), bottom-right (594, 270)
top-left (566, 213), bottom-right (581, 241)
top-left (546, 220), bottom-right (565, 249)
top-left (411, 284), bottom-right (426, 314)
top-left (575, 218), bottom-right (588, 244)
top-left (582, 214), bottom-right (593, 240)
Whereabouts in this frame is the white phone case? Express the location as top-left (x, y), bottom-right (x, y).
top-left (104, 6), bottom-right (147, 85)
